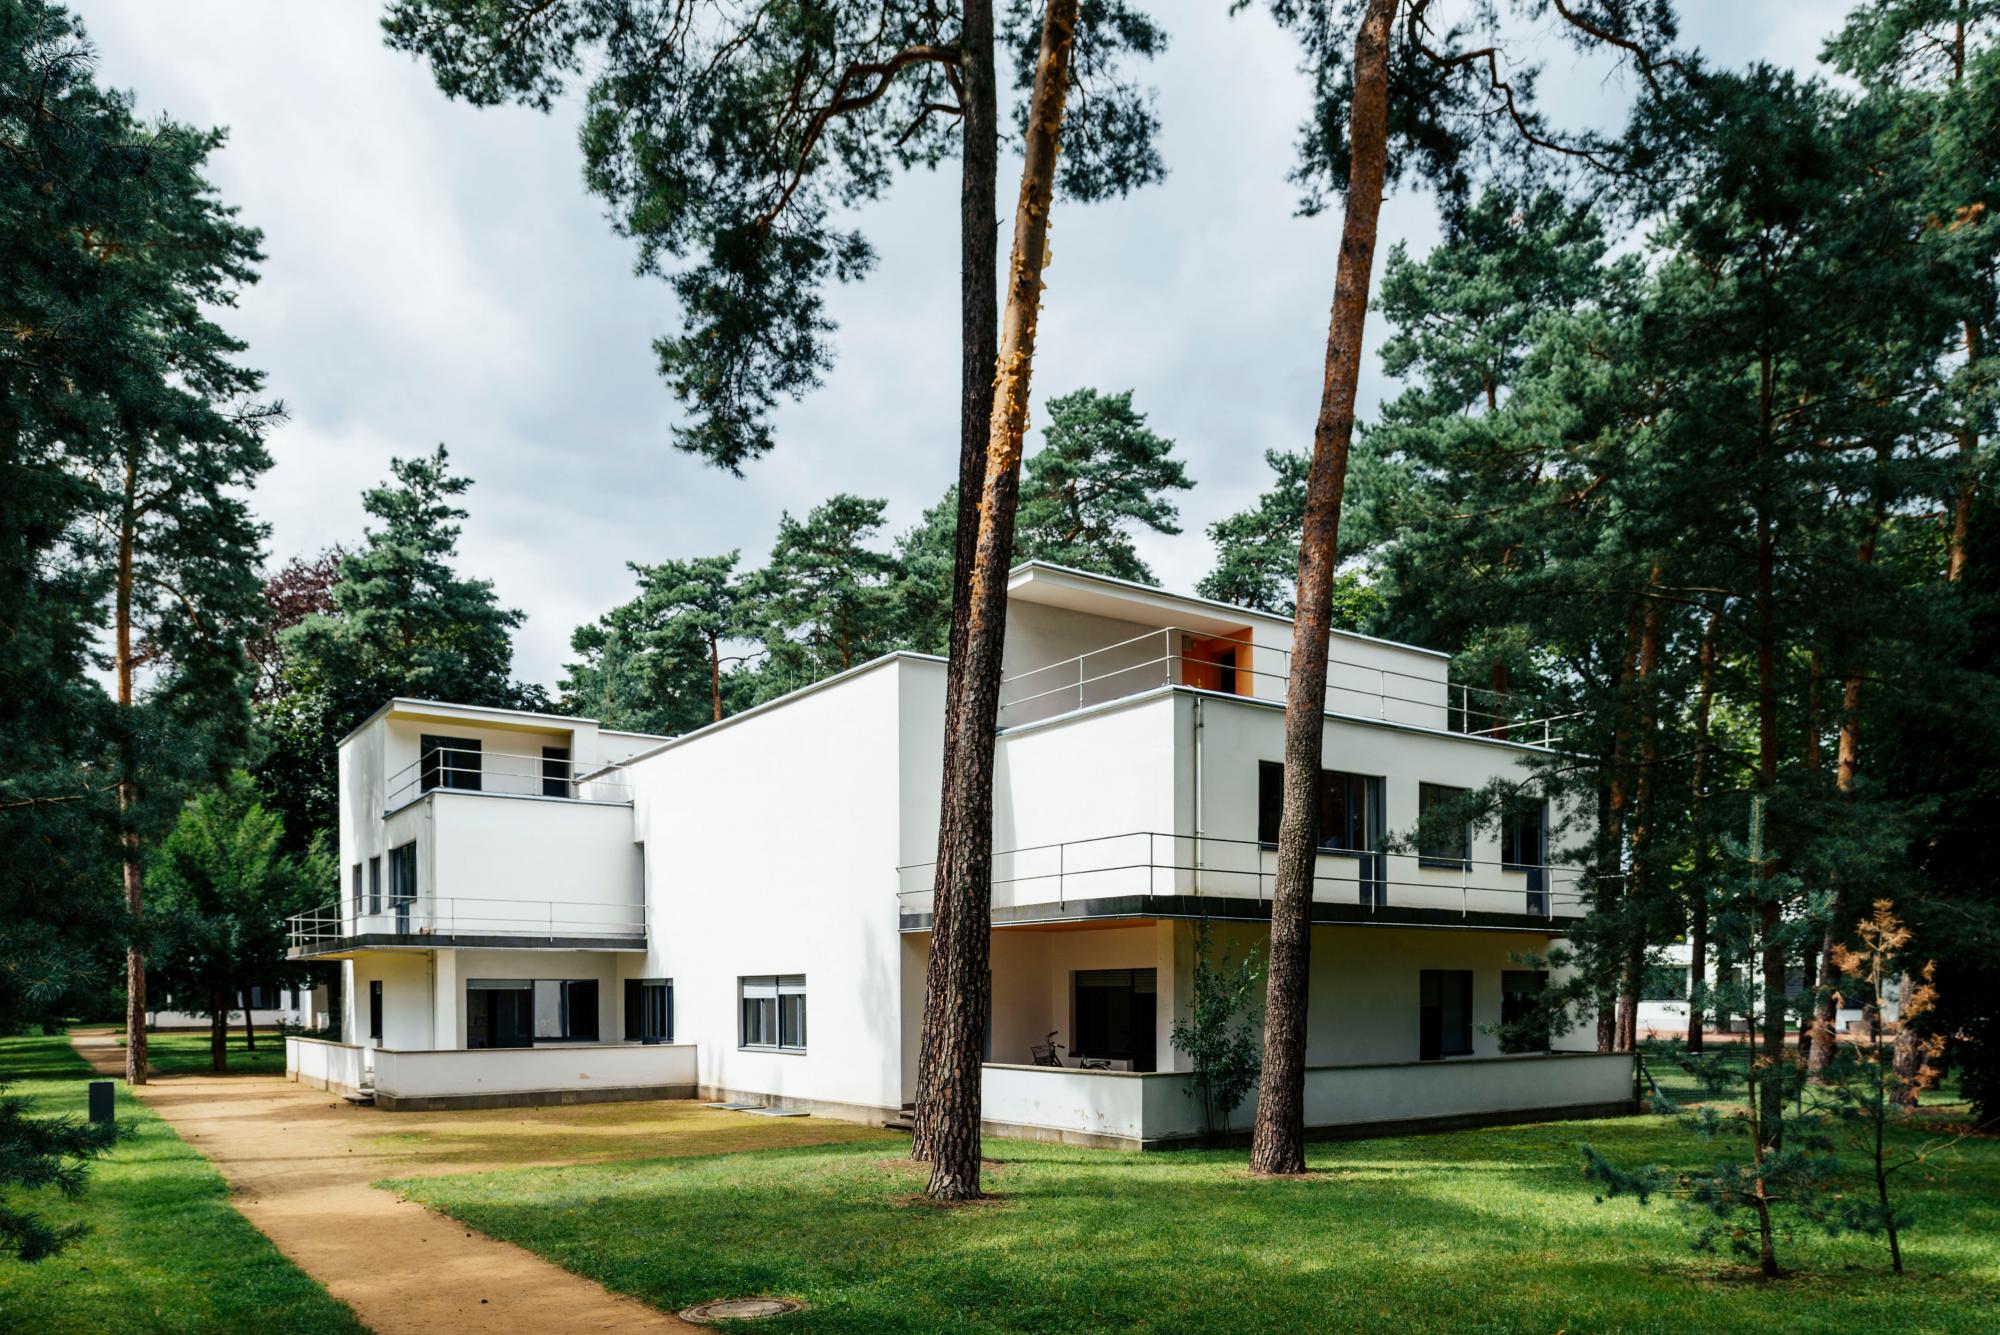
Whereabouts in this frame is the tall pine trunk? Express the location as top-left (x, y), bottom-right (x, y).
top-left (1809, 456), bottom-right (1885, 1083)
top-left (1685, 606), bottom-right (1720, 1053)
top-left (1615, 565), bottom-right (1665, 1052)
top-left (1597, 605), bottom-right (1642, 1054)
top-left (117, 450), bottom-right (148, 1087)
top-left (908, 0), bottom-right (998, 1166)
top-left (1248, 0), bottom-right (1399, 1177)
top-left (242, 988), bottom-right (257, 1052)
top-left (1753, 374), bottom-right (1786, 1151)
top-left (914, 0), bottom-right (1078, 1202)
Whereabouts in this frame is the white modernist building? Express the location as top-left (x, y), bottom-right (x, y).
top-left (285, 563), bottom-right (1634, 1147)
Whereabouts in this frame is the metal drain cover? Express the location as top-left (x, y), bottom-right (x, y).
top-left (680, 1297), bottom-right (804, 1323)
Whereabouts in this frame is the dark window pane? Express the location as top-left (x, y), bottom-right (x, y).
top-left (1257, 762), bottom-right (1283, 844)
top-left (542, 747), bottom-right (571, 798)
top-left (1420, 969), bottom-right (1474, 1060)
top-left (420, 735), bottom-right (483, 793)
top-left (567, 980), bottom-right (599, 1040)
top-left (1418, 784), bottom-right (1471, 865)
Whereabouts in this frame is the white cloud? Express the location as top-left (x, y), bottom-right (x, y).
top-left (81, 0), bottom-right (1836, 686)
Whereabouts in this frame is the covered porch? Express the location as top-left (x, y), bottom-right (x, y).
top-left (908, 916), bottom-right (1631, 1149)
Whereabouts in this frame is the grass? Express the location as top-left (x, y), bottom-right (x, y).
top-left (86, 1027), bottom-right (289, 1079)
top-left (392, 1106), bottom-right (2000, 1334)
top-left (0, 1032), bottom-right (361, 1334)
top-left (362, 1096), bottom-right (897, 1170)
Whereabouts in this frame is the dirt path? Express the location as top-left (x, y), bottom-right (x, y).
top-left (69, 1029), bottom-right (693, 1333)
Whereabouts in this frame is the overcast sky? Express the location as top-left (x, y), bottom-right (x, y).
top-left (81, 2), bottom-right (1840, 689)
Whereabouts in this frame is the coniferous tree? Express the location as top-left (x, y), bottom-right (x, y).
top-left (383, 2), bottom-right (1168, 1199)
top-left (1241, 0), bottom-right (1690, 1174)
top-left (16, 11), bottom-right (280, 1085)
top-left (1012, 387), bottom-right (1190, 581)
top-left (148, 773), bottom-right (325, 1072)
top-left (564, 553), bottom-right (748, 734)
top-left (742, 496), bottom-right (902, 700)
top-left (258, 448), bottom-right (541, 849)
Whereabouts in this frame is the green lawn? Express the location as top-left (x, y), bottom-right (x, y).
top-left (392, 1107), bottom-right (2000, 1334)
top-left (133, 1027), bottom-right (288, 1078)
top-left (0, 1032), bottom-right (361, 1334)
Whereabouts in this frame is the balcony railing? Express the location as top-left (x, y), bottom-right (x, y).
top-left (385, 746), bottom-right (632, 811)
top-left (998, 626), bottom-right (1575, 745)
top-left (287, 895), bottom-right (646, 953)
top-left (896, 830), bottom-right (1597, 922)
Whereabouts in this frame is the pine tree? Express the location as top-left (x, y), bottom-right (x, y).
top-left (742, 496), bottom-right (902, 700)
top-left (148, 774), bottom-right (325, 1072)
top-left (564, 553), bottom-right (747, 734)
top-left (1241, 0), bottom-right (1690, 1174)
top-left (1013, 387), bottom-right (1191, 581)
top-left (258, 448), bottom-right (540, 849)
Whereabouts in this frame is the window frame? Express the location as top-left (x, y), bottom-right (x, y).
top-left (624, 978), bottom-right (674, 1043)
top-left (368, 979), bottom-right (384, 1043)
top-left (1257, 762), bottom-right (1379, 856)
top-left (1417, 782), bottom-right (1473, 870)
top-left (739, 975), bottom-right (806, 1052)
top-left (1419, 968), bottom-right (1474, 1061)
top-left (419, 733), bottom-right (483, 793)
top-left (367, 854), bottom-right (383, 914)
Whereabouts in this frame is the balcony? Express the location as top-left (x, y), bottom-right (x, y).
top-left (998, 626), bottom-right (1574, 745)
top-left (287, 895), bottom-right (647, 958)
top-left (896, 831), bottom-right (1594, 931)
top-left (386, 745), bottom-right (631, 813)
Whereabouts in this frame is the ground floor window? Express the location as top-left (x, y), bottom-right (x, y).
top-left (1499, 969), bottom-right (1549, 1054)
top-left (466, 978), bottom-right (598, 1047)
top-left (740, 975), bottom-right (806, 1051)
top-left (368, 980), bottom-right (383, 1042)
top-left (1419, 969), bottom-right (1473, 1060)
top-left (1072, 968), bottom-right (1157, 1071)
top-left (624, 979), bottom-right (673, 1043)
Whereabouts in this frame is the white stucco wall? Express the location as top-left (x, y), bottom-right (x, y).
top-left (621, 656), bottom-right (935, 1115)
top-left (371, 1042), bottom-right (696, 1099)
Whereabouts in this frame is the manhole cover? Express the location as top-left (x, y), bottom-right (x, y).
top-left (679, 1297), bottom-right (804, 1323)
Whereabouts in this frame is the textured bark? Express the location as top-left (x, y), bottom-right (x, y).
top-left (1685, 607), bottom-right (1720, 1053)
top-left (1809, 452), bottom-right (1886, 1083)
top-left (242, 988), bottom-right (258, 1052)
top-left (1248, 0), bottom-right (1399, 1178)
top-left (909, 0), bottom-right (1000, 1167)
top-left (915, 0), bottom-right (1077, 1201)
top-left (117, 450), bottom-right (148, 1086)
top-left (1754, 469), bottom-right (1786, 1150)
top-left (1596, 605), bottom-right (1641, 1054)
top-left (1615, 565), bottom-right (1665, 1052)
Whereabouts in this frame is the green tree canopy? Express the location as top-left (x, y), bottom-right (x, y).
top-left (741, 494), bottom-right (903, 700)
top-left (563, 552), bottom-right (748, 734)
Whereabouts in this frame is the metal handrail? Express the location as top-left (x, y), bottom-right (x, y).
top-left (287, 895), bottom-right (646, 951)
top-left (383, 746), bottom-right (633, 810)
top-left (895, 829), bottom-right (1604, 921)
top-left (997, 626), bottom-right (1576, 745)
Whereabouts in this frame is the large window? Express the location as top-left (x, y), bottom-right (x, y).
top-left (1072, 969), bottom-right (1157, 1071)
top-left (467, 978), bottom-right (598, 1047)
top-left (624, 979), bottom-right (674, 1043)
top-left (1419, 969), bottom-right (1473, 1060)
top-left (1500, 970), bottom-right (1549, 1054)
top-left (1257, 762), bottom-right (1379, 853)
top-left (1417, 783), bottom-right (1472, 868)
top-left (740, 976), bottom-right (806, 1051)
top-left (419, 734), bottom-right (482, 793)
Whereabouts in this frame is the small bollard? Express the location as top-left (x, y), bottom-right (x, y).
top-left (88, 1079), bottom-right (115, 1124)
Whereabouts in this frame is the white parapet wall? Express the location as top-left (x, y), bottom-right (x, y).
top-left (287, 1036), bottom-right (367, 1098)
top-left (369, 1042), bottom-right (699, 1111)
top-left (981, 1051), bottom-right (1635, 1149)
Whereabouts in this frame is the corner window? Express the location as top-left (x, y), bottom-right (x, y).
top-left (1419, 969), bottom-right (1473, 1060)
top-left (624, 979), bottom-right (673, 1043)
top-left (1417, 783), bottom-right (1472, 868)
top-left (740, 975), bottom-right (805, 1051)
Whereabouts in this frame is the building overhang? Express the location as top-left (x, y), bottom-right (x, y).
top-left (288, 932), bottom-right (649, 960)
top-left (898, 895), bottom-right (1572, 936)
